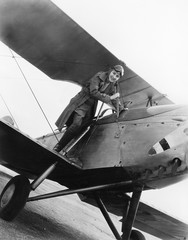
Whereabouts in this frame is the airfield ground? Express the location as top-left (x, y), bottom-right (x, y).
top-left (0, 170), bottom-right (120, 240)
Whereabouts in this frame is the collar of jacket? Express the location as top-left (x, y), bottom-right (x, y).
top-left (98, 71), bottom-right (109, 82)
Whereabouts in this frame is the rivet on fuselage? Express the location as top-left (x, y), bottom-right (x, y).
top-left (114, 132), bottom-right (120, 138)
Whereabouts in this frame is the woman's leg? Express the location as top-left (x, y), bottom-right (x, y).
top-left (54, 112), bottom-right (83, 152)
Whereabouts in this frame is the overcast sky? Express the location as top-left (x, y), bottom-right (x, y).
top-left (0, 1), bottom-right (188, 239)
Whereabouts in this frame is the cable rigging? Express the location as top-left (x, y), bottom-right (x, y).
top-left (9, 48), bottom-right (59, 141)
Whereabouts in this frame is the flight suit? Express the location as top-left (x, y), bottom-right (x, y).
top-left (54, 71), bottom-right (119, 152)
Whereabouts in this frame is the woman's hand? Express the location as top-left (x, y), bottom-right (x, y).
top-left (110, 92), bottom-right (120, 100)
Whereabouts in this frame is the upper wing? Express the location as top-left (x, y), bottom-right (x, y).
top-left (119, 66), bottom-right (173, 108)
top-left (0, 0), bottom-right (118, 84)
top-left (0, 0), bottom-right (173, 107)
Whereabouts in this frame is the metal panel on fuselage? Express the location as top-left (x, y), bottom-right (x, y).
top-left (80, 105), bottom-right (188, 170)
top-left (80, 119), bottom-right (177, 169)
top-left (0, 120), bottom-right (132, 189)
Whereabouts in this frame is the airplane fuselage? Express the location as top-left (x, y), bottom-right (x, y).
top-left (79, 104), bottom-right (188, 189)
top-left (39, 104), bottom-right (188, 190)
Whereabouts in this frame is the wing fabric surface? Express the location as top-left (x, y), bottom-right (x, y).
top-left (0, 0), bottom-right (118, 84)
top-left (119, 66), bottom-right (173, 108)
top-left (0, 120), bottom-right (81, 183)
top-left (0, 0), bottom-right (173, 108)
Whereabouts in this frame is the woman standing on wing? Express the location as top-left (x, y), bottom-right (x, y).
top-left (54, 65), bottom-right (124, 153)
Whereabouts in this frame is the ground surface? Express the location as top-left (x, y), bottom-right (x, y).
top-left (0, 170), bottom-right (120, 240)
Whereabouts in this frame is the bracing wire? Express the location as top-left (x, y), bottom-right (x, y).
top-left (9, 49), bottom-right (59, 142)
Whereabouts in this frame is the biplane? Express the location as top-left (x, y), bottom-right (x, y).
top-left (0, 0), bottom-right (187, 239)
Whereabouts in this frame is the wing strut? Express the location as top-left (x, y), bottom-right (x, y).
top-left (93, 186), bottom-right (144, 240)
top-left (94, 193), bottom-right (122, 240)
top-left (30, 161), bottom-right (58, 190)
top-left (121, 186), bottom-right (143, 240)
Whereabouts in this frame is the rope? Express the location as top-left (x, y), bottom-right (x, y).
top-left (9, 49), bottom-right (59, 141)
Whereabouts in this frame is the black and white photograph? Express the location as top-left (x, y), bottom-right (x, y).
top-left (0, 0), bottom-right (187, 239)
